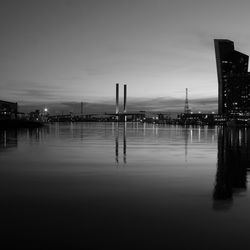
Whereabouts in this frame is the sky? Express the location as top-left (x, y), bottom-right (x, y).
top-left (1, 0), bottom-right (250, 113)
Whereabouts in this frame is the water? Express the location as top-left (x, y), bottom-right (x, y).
top-left (0, 123), bottom-right (250, 249)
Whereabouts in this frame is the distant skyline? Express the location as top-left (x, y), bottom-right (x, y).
top-left (1, 0), bottom-right (250, 112)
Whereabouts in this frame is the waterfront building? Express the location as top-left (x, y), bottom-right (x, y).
top-left (214, 39), bottom-right (250, 115)
top-left (0, 100), bottom-right (18, 120)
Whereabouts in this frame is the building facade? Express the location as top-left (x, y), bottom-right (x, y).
top-left (0, 100), bottom-right (18, 120)
top-left (214, 39), bottom-right (250, 115)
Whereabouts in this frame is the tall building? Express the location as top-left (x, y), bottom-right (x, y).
top-left (214, 39), bottom-right (250, 115)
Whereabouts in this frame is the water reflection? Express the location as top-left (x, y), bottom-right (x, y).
top-left (0, 130), bottom-right (18, 150)
top-left (213, 127), bottom-right (250, 210)
top-left (123, 124), bottom-right (127, 164)
top-left (0, 127), bottom-right (50, 151)
top-left (114, 123), bottom-right (127, 165)
top-left (183, 127), bottom-right (189, 162)
top-left (115, 125), bottom-right (119, 164)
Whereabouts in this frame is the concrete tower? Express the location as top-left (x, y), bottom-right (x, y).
top-left (116, 83), bottom-right (119, 115)
top-left (184, 88), bottom-right (191, 114)
top-left (123, 84), bottom-right (127, 121)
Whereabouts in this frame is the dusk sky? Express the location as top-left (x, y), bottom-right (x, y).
top-left (1, 0), bottom-right (250, 113)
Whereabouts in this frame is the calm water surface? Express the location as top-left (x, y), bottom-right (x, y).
top-left (0, 123), bottom-right (250, 249)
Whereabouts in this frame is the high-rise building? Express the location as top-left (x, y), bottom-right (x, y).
top-left (214, 39), bottom-right (250, 115)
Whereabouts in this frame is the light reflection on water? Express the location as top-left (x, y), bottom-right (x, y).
top-left (213, 127), bottom-right (250, 211)
top-left (0, 123), bottom-right (250, 249)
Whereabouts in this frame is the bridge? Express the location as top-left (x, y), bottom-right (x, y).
top-left (47, 84), bottom-right (171, 122)
top-left (48, 111), bottom-right (147, 122)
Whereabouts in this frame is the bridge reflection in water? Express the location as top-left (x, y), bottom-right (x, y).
top-left (114, 123), bottom-right (127, 165)
top-left (213, 127), bottom-right (250, 210)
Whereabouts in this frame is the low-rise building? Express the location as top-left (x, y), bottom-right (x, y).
top-left (0, 100), bottom-right (18, 120)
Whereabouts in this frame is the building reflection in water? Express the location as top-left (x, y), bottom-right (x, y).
top-left (0, 127), bottom-right (50, 151)
top-left (114, 123), bottom-right (127, 166)
top-left (213, 127), bottom-right (250, 210)
top-left (0, 129), bottom-right (18, 150)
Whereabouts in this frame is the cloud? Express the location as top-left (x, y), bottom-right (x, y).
top-left (128, 96), bottom-right (218, 112)
top-left (18, 96), bottom-right (218, 114)
top-left (1, 80), bottom-right (72, 103)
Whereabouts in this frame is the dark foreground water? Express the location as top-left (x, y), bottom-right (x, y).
top-left (0, 123), bottom-right (250, 249)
